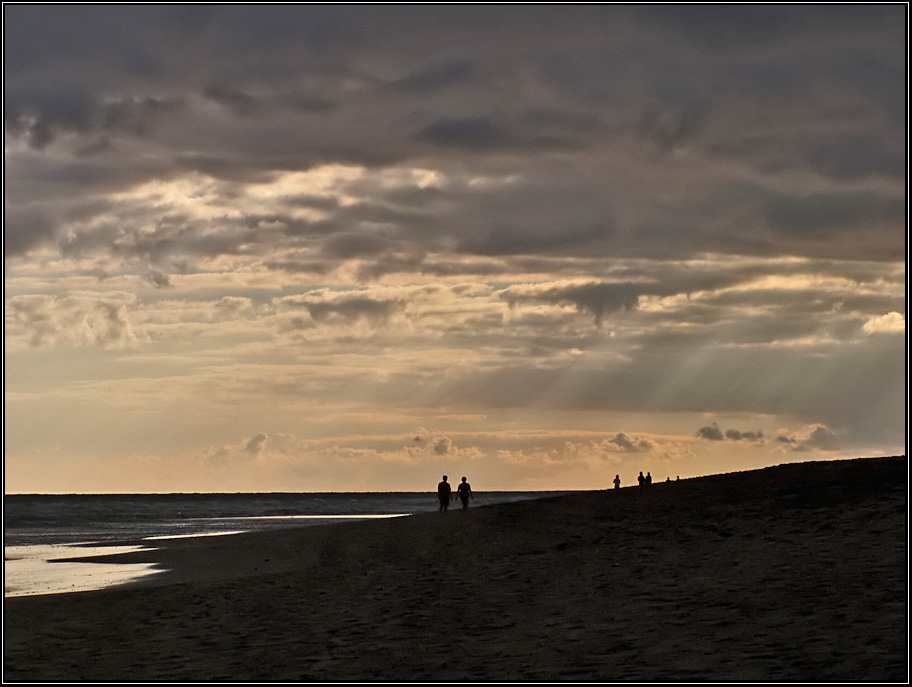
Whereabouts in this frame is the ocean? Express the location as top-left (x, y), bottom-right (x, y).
top-left (4, 491), bottom-right (569, 597)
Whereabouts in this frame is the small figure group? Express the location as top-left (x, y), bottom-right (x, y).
top-left (437, 475), bottom-right (473, 512)
top-left (614, 471), bottom-right (667, 490)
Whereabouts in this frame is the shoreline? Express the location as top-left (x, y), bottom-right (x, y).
top-left (3, 515), bottom-right (412, 598)
top-left (4, 456), bottom-right (907, 681)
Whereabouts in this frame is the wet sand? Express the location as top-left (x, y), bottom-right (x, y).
top-left (3, 456), bottom-right (906, 681)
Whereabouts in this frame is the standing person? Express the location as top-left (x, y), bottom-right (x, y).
top-left (637, 471), bottom-right (645, 487)
top-left (613, 474), bottom-right (621, 490)
top-left (437, 475), bottom-right (452, 512)
top-left (646, 471), bottom-right (652, 486)
top-left (456, 476), bottom-right (473, 509)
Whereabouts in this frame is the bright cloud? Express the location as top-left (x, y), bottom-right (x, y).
top-left (863, 311), bottom-right (905, 334)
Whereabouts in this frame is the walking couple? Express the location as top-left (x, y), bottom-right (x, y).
top-left (437, 475), bottom-right (473, 511)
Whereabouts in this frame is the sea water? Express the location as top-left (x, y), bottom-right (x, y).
top-left (4, 491), bottom-right (566, 597)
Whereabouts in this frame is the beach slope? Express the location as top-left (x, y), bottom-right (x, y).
top-left (3, 456), bottom-right (907, 681)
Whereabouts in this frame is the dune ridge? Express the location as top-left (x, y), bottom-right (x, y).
top-left (3, 456), bottom-right (907, 681)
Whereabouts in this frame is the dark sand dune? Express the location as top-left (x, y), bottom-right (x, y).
top-left (3, 456), bottom-right (907, 681)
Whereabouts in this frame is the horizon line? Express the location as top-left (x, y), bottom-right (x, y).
top-left (5, 455), bottom-right (903, 497)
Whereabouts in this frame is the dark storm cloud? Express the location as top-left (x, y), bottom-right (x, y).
top-left (696, 424), bottom-right (725, 441)
top-left (5, 87), bottom-right (104, 149)
top-left (725, 429), bottom-right (764, 442)
top-left (232, 213), bottom-right (333, 238)
top-left (320, 232), bottom-right (394, 259)
top-left (278, 91), bottom-right (337, 114)
top-left (522, 108), bottom-right (603, 134)
top-left (4, 5), bottom-right (167, 76)
top-left (776, 426), bottom-right (842, 452)
top-left (805, 134), bottom-right (905, 181)
top-left (500, 282), bottom-right (641, 326)
top-left (415, 118), bottom-right (586, 157)
top-left (305, 297), bottom-right (401, 326)
top-left (144, 271), bottom-right (173, 289)
top-left (245, 432), bottom-right (268, 456)
top-left (433, 437), bottom-right (452, 456)
top-left (306, 228), bottom-right (428, 281)
top-left (173, 155), bottom-right (283, 184)
top-left (448, 180), bottom-right (618, 257)
top-left (4, 4), bottom-right (905, 266)
top-left (649, 182), bottom-right (908, 260)
top-left (628, 4), bottom-right (900, 53)
top-left (697, 425), bottom-right (764, 442)
top-left (416, 117), bottom-right (513, 151)
top-left (762, 191), bottom-right (905, 239)
top-left (102, 95), bottom-right (186, 137)
top-left (806, 428), bottom-right (841, 450)
top-left (328, 200), bottom-right (436, 234)
top-left (7, 153), bottom-right (180, 208)
top-left (262, 260), bottom-right (332, 276)
top-left (419, 259), bottom-right (510, 278)
top-left (637, 100), bottom-right (708, 153)
top-left (202, 84), bottom-right (263, 117)
top-left (608, 432), bottom-right (653, 453)
top-left (277, 292), bottom-right (405, 327)
top-left (390, 60), bottom-right (476, 94)
top-left (4, 206), bottom-right (56, 256)
top-left (201, 84), bottom-right (335, 117)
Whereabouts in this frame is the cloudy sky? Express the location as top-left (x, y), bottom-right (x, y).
top-left (4, 5), bottom-right (906, 493)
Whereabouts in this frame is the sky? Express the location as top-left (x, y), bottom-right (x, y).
top-left (3, 5), bottom-right (907, 493)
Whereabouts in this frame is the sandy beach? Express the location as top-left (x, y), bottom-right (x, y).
top-left (3, 456), bottom-right (906, 682)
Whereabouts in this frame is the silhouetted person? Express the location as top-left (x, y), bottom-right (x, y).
top-left (456, 476), bottom-right (473, 509)
top-left (637, 471), bottom-right (645, 487)
top-left (613, 474), bottom-right (621, 490)
top-left (646, 471), bottom-right (652, 486)
top-left (438, 475), bottom-right (452, 512)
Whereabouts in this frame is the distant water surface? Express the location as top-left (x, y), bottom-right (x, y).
top-left (4, 492), bottom-right (572, 597)
top-left (4, 492), bottom-right (571, 545)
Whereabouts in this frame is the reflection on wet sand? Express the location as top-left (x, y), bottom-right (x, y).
top-left (4, 544), bottom-right (164, 597)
